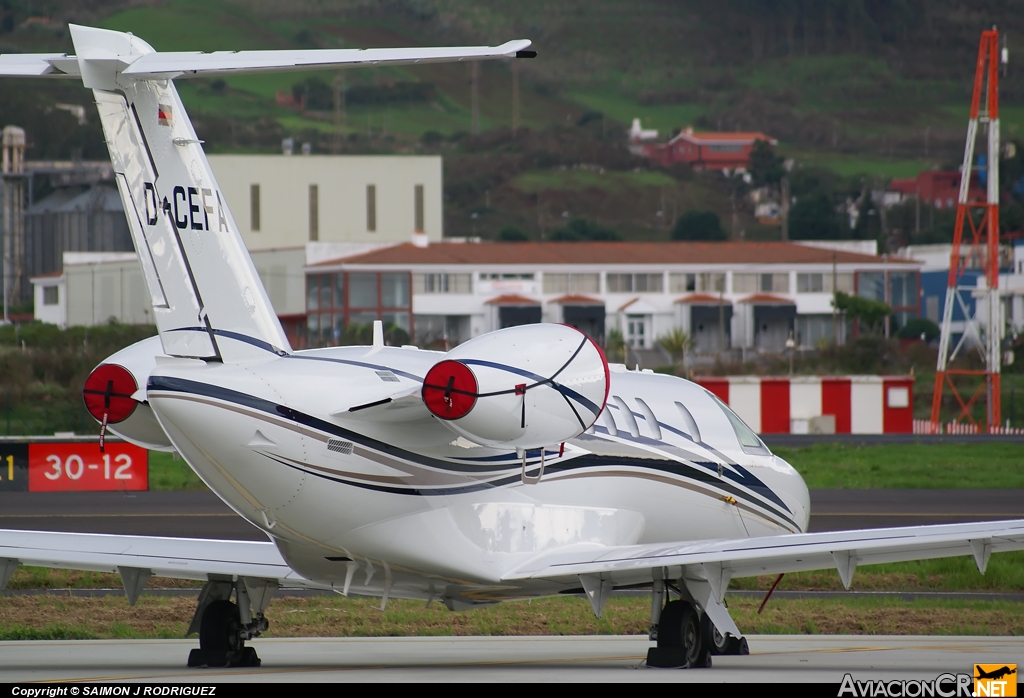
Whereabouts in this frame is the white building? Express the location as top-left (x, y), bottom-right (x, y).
top-left (31, 252), bottom-right (150, 329)
top-left (207, 155), bottom-right (442, 251)
top-left (306, 241), bottom-right (921, 358)
top-left (28, 155), bottom-right (443, 340)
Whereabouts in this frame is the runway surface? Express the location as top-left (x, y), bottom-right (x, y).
top-left (1, 635), bottom-right (1020, 682)
top-left (1, 489), bottom-right (1022, 539)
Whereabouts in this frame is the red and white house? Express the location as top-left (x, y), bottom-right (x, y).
top-left (630, 126), bottom-right (777, 171)
top-left (694, 375), bottom-right (915, 434)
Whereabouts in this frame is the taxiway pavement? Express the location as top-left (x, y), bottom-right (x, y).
top-left (0, 635), bottom-right (1020, 682)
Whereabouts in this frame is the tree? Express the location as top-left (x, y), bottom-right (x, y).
top-left (897, 317), bottom-right (940, 342)
top-left (657, 328), bottom-right (694, 369)
top-left (748, 139), bottom-right (785, 187)
top-left (833, 291), bottom-right (891, 335)
top-left (671, 210), bottom-right (726, 241)
top-left (498, 226), bottom-right (529, 241)
top-left (605, 328), bottom-right (625, 363)
top-left (789, 193), bottom-right (844, 240)
top-left (549, 218), bottom-right (621, 241)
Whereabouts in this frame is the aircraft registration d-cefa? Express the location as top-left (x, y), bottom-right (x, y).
top-left (2, 25), bottom-right (1024, 670)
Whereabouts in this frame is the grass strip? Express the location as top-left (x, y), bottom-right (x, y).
top-left (0, 595), bottom-right (1021, 640)
top-left (773, 442), bottom-right (1024, 489)
top-left (147, 451), bottom-right (207, 491)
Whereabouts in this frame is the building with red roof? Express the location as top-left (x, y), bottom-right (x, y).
top-left (630, 126), bottom-right (777, 171)
top-left (304, 240), bottom-right (920, 359)
top-left (889, 170), bottom-right (985, 210)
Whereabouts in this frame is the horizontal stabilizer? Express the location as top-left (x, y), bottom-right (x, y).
top-left (123, 41), bottom-right (533, 79)
top-left (0, 40), bottom-right (532, 80)
top-left (0, 53), bottom-right (79, 77)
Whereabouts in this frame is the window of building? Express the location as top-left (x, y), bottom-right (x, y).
top-left (889, 272), bottom-right (917, 308)
top-left (349, 273), bottom-right (378, 308)
top-left (606, 273), bottom-right (663, 293)
top-left (479, 273), bottom-right (535, 280)
top-left (414, 184), bottom-right (424, 233)
top-left (542, 273), bottom-right (600, 294)
top-left (801, 272), bottom-right (855, 294)
top-left (797, 273), bottom-right (824, 293)
top-left (673, 272), bottom-right (726, 293)
top-left (669, 273), bottom-right (696, 293)
top-left (734, 272), bottom-right (788, 294)
top-left (381, 273), bottom-right (410, 308)
top-left (796, 314), bottom-right (838, 347)
top-left (414, 273), bottom-right (472, 294)
top-left (763, 273), bottom-right (789, 293)
top-left (834, 273), bottom-right (855, 293)
top-left (249, 184), bottom-right (260, 232)
top-left (857, 272), bottom-right (885, 301)
top-left (707, 143), bottom-right (744, 152)
top-left (308, 184), bottom-right (319, 241)
top-left (732, 273), bottom-right (757, 294)
top-left (366, 184), bottom-right (376, 232)
top-left (43, 285), bottom-right (58, 305)
top-left (306, 271), bottom-right (413, 347)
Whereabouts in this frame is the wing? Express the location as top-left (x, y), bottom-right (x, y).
top-left (0, 528), bottom-right (313, 588)
top-left (506, 518), bottom-right (1024, 587)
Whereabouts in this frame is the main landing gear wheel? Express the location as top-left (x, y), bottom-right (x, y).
top-left (701, 613), bottom-right (749, 656)
top-left (187, 600), bottom-right (261, 668)
top-left (646, 600), bottom-right (711, 668)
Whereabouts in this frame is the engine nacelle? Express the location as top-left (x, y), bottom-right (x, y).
top-left (421, 324), bottom-right (609, 449)
top-left (82, 335), bottom-right (174, 451)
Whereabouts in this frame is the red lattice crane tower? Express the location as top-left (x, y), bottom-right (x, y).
top-left (930, 27), bottom-right (1007, 433)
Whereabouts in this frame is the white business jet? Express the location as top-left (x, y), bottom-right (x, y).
top-left (1, 26), bottom-right (1023, 670)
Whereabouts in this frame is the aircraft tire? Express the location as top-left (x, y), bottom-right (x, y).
top-left (700, 613), bottom-right (746, 656)
top-left (655, 600), bottom-right (705, 667)
top-left (189, 599), bottom-right (252, 667)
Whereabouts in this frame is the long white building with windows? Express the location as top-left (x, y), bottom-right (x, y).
top-left (305, 241), bottom-right (921, 357)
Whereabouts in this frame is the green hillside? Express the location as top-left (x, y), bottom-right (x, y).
top-left (3, 0), bottom-right (1024, 243)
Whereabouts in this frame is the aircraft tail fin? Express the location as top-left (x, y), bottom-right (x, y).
top-left (76, 24), bottom-right (291, 361)
top-left (2, 25), bottom-right (531, 361)
top-left (6, 23), bottom-right (536, 358)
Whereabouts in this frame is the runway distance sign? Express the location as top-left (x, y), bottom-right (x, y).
top-left (28, 442), bottom-right (148, 492)
top-left (0, 443), bottom-right (28, 492)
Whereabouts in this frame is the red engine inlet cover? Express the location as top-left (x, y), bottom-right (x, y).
top-left (83, 364), bottom-right (138, 424)
top-left (422, 360), bottom-right (478, 420)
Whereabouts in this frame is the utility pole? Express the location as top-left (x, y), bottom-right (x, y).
top-left (832, 252), bottom-right (839, 346)
top-left (471, 61), bottom-right (480, 135)
top-left (332, 72), bottom-right (342, 154)
top-left (511, 59), bottom-right (520, 134)
top-left (780, 175), bottom-right (790, 241)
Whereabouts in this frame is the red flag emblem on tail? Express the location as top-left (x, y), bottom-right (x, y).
top-left (157, 104), bottom-right (173, 126)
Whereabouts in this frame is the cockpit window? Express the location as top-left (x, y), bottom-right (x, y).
top-left (707, 392), bottom-right (770, 456)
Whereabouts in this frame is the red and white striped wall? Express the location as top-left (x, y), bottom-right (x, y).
top-left (694, 376), bottom-right (915, 435)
